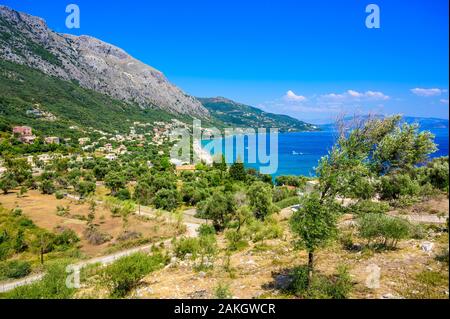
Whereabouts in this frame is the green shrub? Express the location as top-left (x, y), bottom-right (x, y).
top-left (214, 282), bottom-right (233, 299)
top-left (275, 196), bottom-right (301, 210)
top-left (55, 191), bottom-right (64, 200)
top-left (116, 188), bottom-right (131, 201)
top-left (350, 200), bottom-right (389, 215)
top-left (288, 265), bottom-right (352, 299)
top-left (358, 213), bottom-right (411, 248)
top-left (0, 260), bottom-right (31, 280)
top-left (153, 189), bottom-right (180, 211)
top-left (272, 187), bottom-right (297, 202)
top-left (224, 229), bottom-right (247, 251)
top-left (53, 229), bottom-right (80, 247)
top-left (379, 174), bottom-right (420, 200)
top-left (102, 252), bottom-right (166, 298)
top-left (1, 260), bottom-right (75, 299)
top-left (174, 237), bottom-right (200, 259)
top-left (197, 224), bottom-right (216, 237)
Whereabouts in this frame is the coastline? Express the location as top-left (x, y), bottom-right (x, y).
top-left (193, 139), bottom-right (213, 165)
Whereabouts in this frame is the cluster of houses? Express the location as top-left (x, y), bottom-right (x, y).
top-left (12, 126), bottom-right (60, 145)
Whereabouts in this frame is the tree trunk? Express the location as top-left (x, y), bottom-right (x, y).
top-left (40, 247), bottom-right (44, 265)
top-left (307, 251), bottom-right (314, 288)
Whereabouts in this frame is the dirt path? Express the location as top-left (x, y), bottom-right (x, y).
top-left (0, 207), bottom-right (204, 294)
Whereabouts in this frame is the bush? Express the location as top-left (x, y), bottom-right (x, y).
top-left (379, 174), bottom-right (420, 200)
top-left (153, 189), bottom-right (180, 211)
top-left (349, 200), bottom-right (389, 215)
top-left (214, 282), bottom-right (233, 299)
top-left (224, 229), bottom-right (247, 251)
top-left (358, 213), bottom-right (411, 248)
top-left (55, 191), bottom-right (64, 200)
top-left (116, 188), bottom-right (131, 201)
top-left (288, 265), bottom-right (352, 299)
top-left (1, 260), bottom-right (75, 299)
top-left (83, 228), bottom-right (111, 245)
top-left (419, 157), bottom-right (449, 191)
top-left (275, 196), bottom-right (301, 210)
top-left (197, 224), bottom-right (216, 237)
top-left (0, 260), bottom-right (31, 280)
top-left (102, 252), bottom-right (167, 298)
top-left (53, 228), bottom-right (80, 247)
top-left (174, 237), bottom-right (200, 259)
top-left (272, 187), bottom-right (297, 202)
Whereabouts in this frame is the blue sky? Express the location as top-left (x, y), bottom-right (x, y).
top-left (2, 0), bottom-right (449, 122)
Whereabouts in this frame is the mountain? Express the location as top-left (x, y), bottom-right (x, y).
top-left (0, 5), bottom-right (208, 118)
top-left (198, 97), bottom-right (319, 132)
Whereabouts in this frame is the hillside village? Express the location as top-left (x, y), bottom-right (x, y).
top-left (0, 114), bottom-right (448, 300)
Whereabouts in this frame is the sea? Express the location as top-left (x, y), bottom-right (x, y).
top-left (201, 127), bottom-right (449, 178)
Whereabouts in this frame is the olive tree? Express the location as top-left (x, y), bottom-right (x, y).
top-left (290, 193), bottom-right (338, 287)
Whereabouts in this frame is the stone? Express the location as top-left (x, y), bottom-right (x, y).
top-left (421, 242), bottom-right (434, 252)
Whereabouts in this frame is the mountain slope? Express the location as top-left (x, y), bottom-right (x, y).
top-left (0, 59), bottom-right (187, 137)
top-left (198, 97), bottom-right (319, 132)
top-left (0, 5), bottom-right (208, 118)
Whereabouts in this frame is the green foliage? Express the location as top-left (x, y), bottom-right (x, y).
top-left (0, 172), bottom-right (17, 194)
top-left (247, 181), bottom-right (275, 219)
top-left (224, 229), bottom-right (247, 251)
top-left (229, 161), bottom-right (246, 181)
top-left (243, 216), bottom-right (283, 245)
top-left (290, 193), bottom-right (338, 253)
top-left (197, 192), bottom-right (236, 230)
top-left (0, 205), bottom-right (77, 262)
top-left (357, 213), bottom-right (411, 249)
top-left (55, 191), bottom-right (64, 200)
top-left (379, 173), bottom-right (420, 200)
top-left (214, 282), bottom-right (233, 299)
top-left (0, 260), bottom-right (31, 280)
top-left (275, 175), bottom-right (307, 188)
top-left (40, 179), bottom-right (55, 195)
top-left (288, 265), bottom-right (352, 299)
top-left (1, 260), bottom-right (75, 299)
top-left (116, 188), bottom-right (131, 201)
top-left (275, 196), bottom-right (301, 210)
top-left (349, 200), bottom-right (390, 215)
top-left (104, 171), bottom-right (126, 196)
top-left (417, 156), bottom-right (449, 191)
top-left (75, 180), bottom-right (96, 199)
top-left (272, 186), bottom-right (297, 202)
top-left (174, 238), bottom-right (200, 259)
top-left (199, 97), bottom-right (317, 133)
top-left (0, 60), bottom-right (185, 141)
top-left (197, 224), bottom-right (216, 237)
top-left (153, 189), bottom-right (180, 211)
top-left (101, 252), bottom-right (166, 298)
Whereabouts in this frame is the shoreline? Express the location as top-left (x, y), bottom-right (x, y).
top-left (193, 139), bottom-right (213, 165)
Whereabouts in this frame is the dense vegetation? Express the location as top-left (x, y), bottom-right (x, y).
top-left (199, 97), bottom-right (319, 132)
top-left (0, 114), bottom-right (448, 299)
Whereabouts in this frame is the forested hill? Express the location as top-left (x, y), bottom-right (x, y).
top-left (199, 97), bottom-right (319, 132)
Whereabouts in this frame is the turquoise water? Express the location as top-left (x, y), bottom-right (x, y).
top-left (202, 127), bottom-right (449, 177)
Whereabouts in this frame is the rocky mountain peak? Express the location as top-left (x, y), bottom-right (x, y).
top-left (0, 5), bottom-right (209, 118)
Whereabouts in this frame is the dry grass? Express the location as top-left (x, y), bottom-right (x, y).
top-left (0, 190), bottom-right (179, 257)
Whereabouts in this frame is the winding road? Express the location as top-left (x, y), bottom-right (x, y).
top-left (0, 207), bottom-right (206, 293)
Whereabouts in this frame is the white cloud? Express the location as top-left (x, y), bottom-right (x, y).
top-left (440, 99), bottom-right (449, 105)
top-left (258, 88), bottom-right (390, 121)
top-left (347, 90), bottom-right (363, 98)
top-left (319, 90), bottom-right (389, 102)
top-left (410, 88), bottom-right (444, 97)
top-left (284, 90), bottom-right (307, 102)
